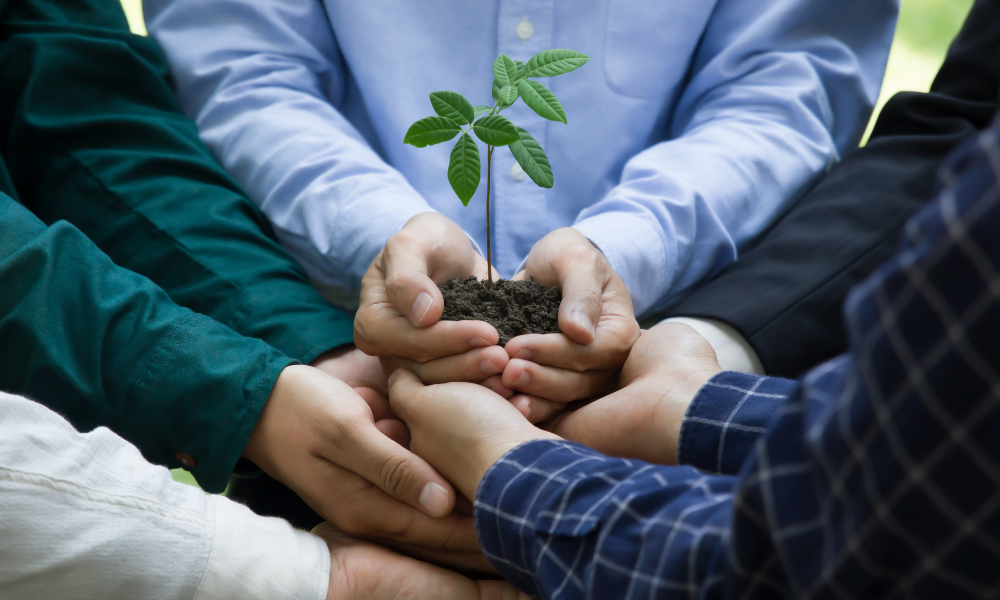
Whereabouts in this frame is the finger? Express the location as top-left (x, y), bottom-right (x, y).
top-left (386, 368), bottom-right (426, 423)
top-left (480, 375), bottom-right (514, 399)
top-left (375, 418), bottom-right (411, 448)
top-left (505, 332), bottom-right (627, 372)
top-left (331, 414), bottom-right (457, 518)
top-left (357, 311), bottom-right (499, 363)
top-left (381, 346), bottom-right (509, 384)
top-left (555, 261), bottom-right (604, 346)
top-left (382, 222), bottom-right (478, 328)
top-left (501, 358), bottom-right (616, 403)
top-left (508, 394), bottom-right (566, 424)
top-left (355, 386), bottom-right (393, 422)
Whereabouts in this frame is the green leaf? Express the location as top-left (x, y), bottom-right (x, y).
top-left (522, 49), bottom-right (590, 78)
top-left (517, 79), bottom-right (567, 124)
top-left (515, 60), bottom-right (526, 79)
top-left (448, 133), bottom-right (481, 206)
top-left (508, 126), bottom-right (553, 188)
top-left (497, 84), bottom-right (519, 106)
top-left (473, 105), bottom-right (493, 118)
top-left (429, 91), bottom-right (475, 126)
top-left (491, 78), bottom-right (513, 110)
top-left (404, 116), bottom-right (461, 147)
top-left (472, 115), bottom-right (519, 146)
top-left (492, 54), bottom-right (519, 87)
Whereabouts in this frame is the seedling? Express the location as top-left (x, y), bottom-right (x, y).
top-left (404, 49), bottom-right (589, 289)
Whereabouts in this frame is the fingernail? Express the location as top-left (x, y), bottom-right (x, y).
top-left (387, 371), bottom-right (398, 389)
top-left (571, 310), bottom-right (596, 340)
top-left (419, 482), bottom-right (450, 517)
top-left (411, 292), bottom-right (433, 326)
top-left (512, 368), bottom-right (530, 388)
top-left (481, 357), bottom-right (503, 375)
top-left (514, 348), bottom-right (532, 360)
top-left (514, 397), bottom-right (531, 419)
top-left (469, 336), bottom-right (491, 348)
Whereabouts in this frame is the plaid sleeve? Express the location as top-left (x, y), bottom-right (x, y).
top-left (677, 372), bottom-right (799, 474)
top-left (474, 439), bottom-right (735, 600)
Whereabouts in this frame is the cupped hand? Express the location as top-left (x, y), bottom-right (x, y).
top-left (548, 322), bottom-right (722, 464)
top-left (243, 365), bottom-right (490, 571)
top-left (387, 369), bottom-right (558, 501)
top-left (502, 228), bottom-right (639, 412)
top-left (354, 212), bottom-right (508, 384)
top-left (314, 524), bottom-right (528, 600)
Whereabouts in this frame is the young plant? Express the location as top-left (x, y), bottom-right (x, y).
top-left (404, 49), bottom-right (589, 289)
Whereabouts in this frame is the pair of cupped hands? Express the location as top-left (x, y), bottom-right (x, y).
top-left (241, 213), bottom-right (723, 599)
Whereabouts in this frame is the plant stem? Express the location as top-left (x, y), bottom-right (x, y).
top-left (486, 145), bottom-right (494, 290)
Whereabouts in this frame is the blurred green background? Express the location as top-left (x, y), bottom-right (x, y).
top-left (116, 0), bottom-right (976, 489)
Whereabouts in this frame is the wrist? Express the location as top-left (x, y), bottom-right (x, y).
top-left (650, 367), bottom-right (720, 464)
top-left (469, 429), bottom-right (560, 498)
top-left (242, 364), bottom-right (302, 470)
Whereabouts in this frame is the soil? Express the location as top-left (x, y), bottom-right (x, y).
top-left (438, 276), bottom-right (561, 346)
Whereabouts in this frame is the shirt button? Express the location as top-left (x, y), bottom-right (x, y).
top-left (510, 161), bottom-right (527, 182)
top-left (175, 452), bottom-right (197, 468)
top-left (516, 19), bottom-right (534, 41)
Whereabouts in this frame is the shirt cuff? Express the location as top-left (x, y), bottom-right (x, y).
top-left (195, 495), bottom-right (329, 600)
top-left (677, 371), bottom-right (799, 475)
top-left (133, 313), bottom-right (295, 493)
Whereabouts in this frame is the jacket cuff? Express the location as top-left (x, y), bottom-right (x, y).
top-left (129, 312), bottom-right (295, 493)
top-left (677, 371), bottom-right (799, 475)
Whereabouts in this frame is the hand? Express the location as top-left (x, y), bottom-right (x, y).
top-left (354, 212), bottom-right (510, 385)
top-left (243, 365), bottom-right (490, 571)
top-left (548, 322), bottom-right (722, 464)
top-left (502, 228), bottom-right (640, 417)
top-left (387, 369), bottom-right (558, 501)
top-left (314, 524), bottom-right (528, 600)
top-left (310, 345), bottom-right (388, 396)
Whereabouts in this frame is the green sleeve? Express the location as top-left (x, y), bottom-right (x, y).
top-left (0, 194), bottom-right (292, 492)
top-left (0, 0), bottom-right (354, 364)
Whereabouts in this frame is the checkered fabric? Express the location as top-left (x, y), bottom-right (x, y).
top-left (473, 118), bottom-right (1000, 599)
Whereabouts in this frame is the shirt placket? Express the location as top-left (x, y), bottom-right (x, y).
top-left (494, 0), bottom-right (554, 277)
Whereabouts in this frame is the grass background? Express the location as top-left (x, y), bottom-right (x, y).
top-left (115, 0), bottom-right (976, 489)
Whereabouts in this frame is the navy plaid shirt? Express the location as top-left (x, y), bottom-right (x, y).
top-left (473, 118), bottom-right (1000, 599)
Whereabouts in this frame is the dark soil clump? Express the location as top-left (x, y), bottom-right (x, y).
top-left (439, 276), bottom-right (561, 346)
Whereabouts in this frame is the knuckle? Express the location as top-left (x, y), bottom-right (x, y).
top-left (378, 455), bottom-right (420, 500)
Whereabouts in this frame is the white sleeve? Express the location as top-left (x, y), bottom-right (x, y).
top-left (0, 391), bottom-right (329, 600)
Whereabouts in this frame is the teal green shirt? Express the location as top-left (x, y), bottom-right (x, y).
top-left (0, 194), bottom-right (293, 492)
top-left (0, 0), bottom-right (355, 491)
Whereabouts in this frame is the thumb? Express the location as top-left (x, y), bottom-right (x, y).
top-left (337, 416), bottom-right (456, 518)
top-left (557, 267), bottom-right (603, 345)
top-left (382, 239), bottom-right (446, 329)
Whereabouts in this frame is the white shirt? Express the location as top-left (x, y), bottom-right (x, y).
top-left (0, 391), bottom-right (329, 600)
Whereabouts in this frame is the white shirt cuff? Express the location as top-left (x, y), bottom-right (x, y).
top-left (660, 317), bottom-right (764, 375)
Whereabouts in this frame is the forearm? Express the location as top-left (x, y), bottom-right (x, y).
top-left (0, 391), bottom-right (328, 600)
top-left (574, 0), bottom-right (895, 317)
top-left (145, 0), bottom-right (433, 303)
top-left (0, 0), bottom-right (353, 362)
top-left (0, 196), bottom-right (291, 491)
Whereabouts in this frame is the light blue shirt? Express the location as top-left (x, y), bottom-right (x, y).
top-left (144, 0), bottom-right (897, 316)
